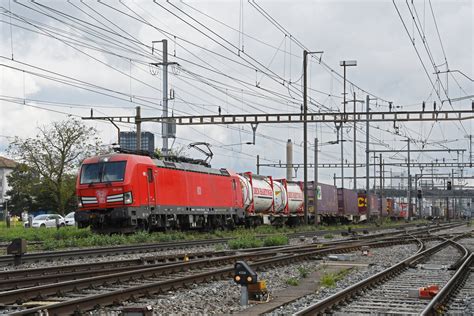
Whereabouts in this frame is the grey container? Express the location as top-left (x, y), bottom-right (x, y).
top-left (337, 188), bottom-right (358, 215)
top-left (306, 181), bottom-right (338, 215)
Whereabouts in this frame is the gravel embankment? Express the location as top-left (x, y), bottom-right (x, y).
top-left (97, 243), bottom-right (419, 315)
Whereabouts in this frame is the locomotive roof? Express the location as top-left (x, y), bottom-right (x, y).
top-left (83, 153), bottom-right (232, 177)
top-left (152, 158), bottom-right (230, 177)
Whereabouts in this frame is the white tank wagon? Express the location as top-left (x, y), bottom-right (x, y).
top-left (238, 173), bottom-right (304, 225)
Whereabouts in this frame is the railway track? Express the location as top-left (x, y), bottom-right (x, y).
top-left (0, 234), bottom-right (425, 315)
top-left (295, 234), bottom-right (470, 315)
top-left (0, 234), bottom-right (422, 292)
top-left (0, 221), bottom-right (461, 267)
top-left (0, 222), bottom-right (462, 290)
top-left (420, 233), bottom-right (474, 315)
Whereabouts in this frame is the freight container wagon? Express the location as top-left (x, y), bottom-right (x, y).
top-left (306, 181), bottom-right (338, 224)
top-left (337, 188), bottom-right (358, 222)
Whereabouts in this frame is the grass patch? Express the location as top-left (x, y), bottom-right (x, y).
top-left (0, 218), bottom-right (429, 251)
top-left (298, 266), bottom-right (310, 278)
top-left (262, 235), bottom-right (289, 247)
top-left (323, 233), bottom-right (334, 239)
top-left (228, 235), bottom-right (263, 249)
top-left (286, 277), bottom-right (299, 286)
top-left (320, 268), bottom-right (353, 288)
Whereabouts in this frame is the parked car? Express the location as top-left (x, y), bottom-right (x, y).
top-left (64, 212), bottom-right (75, 226)
top-left (24, 214), bottom-right (65, 228)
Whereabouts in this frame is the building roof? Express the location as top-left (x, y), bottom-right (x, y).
top-left (0, 156), bottom-right (17, 169)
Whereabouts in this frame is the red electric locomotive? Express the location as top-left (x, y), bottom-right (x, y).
top-left (76, 152), bottom-right (245, 233)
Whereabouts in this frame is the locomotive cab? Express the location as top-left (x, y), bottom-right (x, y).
top-left (76, 154), bottom-right (145, 233)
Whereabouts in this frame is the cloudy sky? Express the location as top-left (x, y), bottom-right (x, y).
top-left (0, 0), bottom-right (472, 188)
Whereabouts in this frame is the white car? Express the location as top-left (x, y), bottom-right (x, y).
top-left (64, 212), bottom-right (75, 226)
top-left (25, 214), bottom-right (65, 228)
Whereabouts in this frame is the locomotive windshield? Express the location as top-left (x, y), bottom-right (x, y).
top-left (80, 161), bottom-right (126, 184)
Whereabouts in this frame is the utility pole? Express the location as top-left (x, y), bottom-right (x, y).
top-left (341, 126), bottom-right (344, 189)
top-left (470, 135), bottom-right (472, 168)
top-left (256, 155), bottom-right (260, 175)
top-left (379, 153), bottom-right (383, 219)
top-left (162, 40), bottom-right (169, 155)
top-left (303, 50), bottom-right (308, 225)
top-left (415, 174), bottom-right (418, 217)
top-left (365, 95), bottom-right (371, 213)
top-left (136, 106), bottom-right (141, 150)
top-left (373, 152), bottom-right (377, 190)
top-left (404, 138), bottom-right (412, 220)
top-left (151, 39), bottom-right (178, 156)
top-left (353, 92), bottom-right (357, 190)
top-left (314, 137), bottom-right (319, 225)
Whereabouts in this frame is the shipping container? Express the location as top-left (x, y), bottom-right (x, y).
top-left (306, 181), bottom-right (338, 215)
top-left (386, 198), bottom-right (394, 215)
top-left (357, 193), bottom-right (380, 216)
top-left (337, 188), bottom-right (358, 215)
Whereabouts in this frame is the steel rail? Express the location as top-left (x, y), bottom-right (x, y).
top-left (0, 221), bottom-right (452, 266)
top-left (0, 240), bottom-right (375, 304)
top-left (0, 238), bottom-right (230, 266)
top-left (294, 236), bottom-right (456, 316)
top-left (295, 233), bottom-right (471, 316)
top-left (421, 251), bottom-right (474, 315)
top-left (0, 223), bottom-right (458, 291)
top-left (7, 236), bottom-right (423, 316)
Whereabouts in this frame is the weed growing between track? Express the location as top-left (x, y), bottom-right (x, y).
top-left (0, 219), bottom-right (427, 251)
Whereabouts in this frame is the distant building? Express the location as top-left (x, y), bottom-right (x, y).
top-left (0, 156), bottom-right (17, 214)
top-left (119, 131), bottom-right (155, 153)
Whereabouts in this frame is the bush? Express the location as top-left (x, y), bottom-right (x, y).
top-left (263, 235), bottom-right (289, 247)
top-left (324, 234), bottom-right (334, 239)
top-left (228, 236), bottom-right (263, 249)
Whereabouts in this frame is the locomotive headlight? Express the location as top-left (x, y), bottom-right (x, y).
top-left (77, 199), bottom-right (83, 208)
top-left (123, 192), bottom-right (133, 204)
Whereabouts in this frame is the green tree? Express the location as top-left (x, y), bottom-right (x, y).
top-left (8, 119), bottom-right (102, 215)
top-left (5, 164), bottom-right (58, 215)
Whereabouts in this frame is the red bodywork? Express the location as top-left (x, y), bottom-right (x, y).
top-left (76, 153), bottom-right (244, 231)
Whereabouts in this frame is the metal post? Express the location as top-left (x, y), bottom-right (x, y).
top-left (303, 50), bottom-right (308, 224)
top-left (373, 152), bottom-right (377, 191)
top-left (314, 138), bottom-right (319, 225)
top-left (286, 139), bottom-right (293, 180)
top-left (470, 135), bottom-right (472, 168)
top-left (365, 95), bottom-right (370, 213)
top-left (452, 169), bottom-right (455, 218)
top-left (379, 153), bottom-right (383, 219)
top-left (407, 138), bottom-right (412, 219)
top-left (240, 285), bottom-right (249, 306)
top-left (340, 127), bottom-right (344, 189)
top-left (343, 65), bottom-right (347, 116)
top-left (162, 39), bottom-right (169, 156)
top-left (256, 155), bottom-right (260, 175)
top-left (136, 106), bottom-right (141, 151)
top-left (414, 174), bottom-right (418, 217)
top-left (353, 92), bottom-right (357, 190)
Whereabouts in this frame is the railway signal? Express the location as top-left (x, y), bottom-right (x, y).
top-left (234, 261), bottom-right (258, 306)
top-left (234, 261), bottom-right (257, 285)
